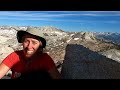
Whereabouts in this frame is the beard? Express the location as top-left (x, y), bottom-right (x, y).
top-left (23, 47), bottom-right (43, 59)
top-left (23, 49), bottom-right (36, 59)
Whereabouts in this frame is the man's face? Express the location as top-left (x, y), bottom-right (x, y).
top-left (22, 34), bottom-right (42, 58)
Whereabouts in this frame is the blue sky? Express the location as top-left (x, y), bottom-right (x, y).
top-left (0, 11), bottom-right (120, 33)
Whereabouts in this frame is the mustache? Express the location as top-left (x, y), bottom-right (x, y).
top-left (23, 46), bottom-right (43, 52)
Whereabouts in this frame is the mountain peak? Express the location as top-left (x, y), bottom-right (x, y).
top-left (38, 26), bottom-right (65, 32)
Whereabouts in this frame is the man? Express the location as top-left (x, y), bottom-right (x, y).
top-left (0, 27), bottom-right (61, 79)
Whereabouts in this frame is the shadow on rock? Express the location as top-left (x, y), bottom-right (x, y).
top-left (61, 44), bottom-right (120, 79)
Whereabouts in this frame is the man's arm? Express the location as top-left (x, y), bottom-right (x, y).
top-left (0, 63), bottom-right (10, 79)
top-left (48, 66), bottom-right (61, 79)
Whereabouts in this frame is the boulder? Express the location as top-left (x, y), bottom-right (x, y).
top-left (61, 44), bottom-right (120, 79)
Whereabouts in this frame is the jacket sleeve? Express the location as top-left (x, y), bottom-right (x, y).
top-left (2, 51), bottom-right (19, 69)
top-left (44, 53), bottom-right (56, 71)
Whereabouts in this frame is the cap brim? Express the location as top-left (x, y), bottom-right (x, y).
top-left (17, 30), bottom-right (27, 43)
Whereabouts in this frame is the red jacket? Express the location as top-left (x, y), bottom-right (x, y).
top-left (2, 50), bottom-right (56, 79)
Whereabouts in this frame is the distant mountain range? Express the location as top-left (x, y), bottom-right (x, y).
top-left (0, 25), bottom-right (120, 45)
top-left (94, 32), bottom-right (120, 45)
